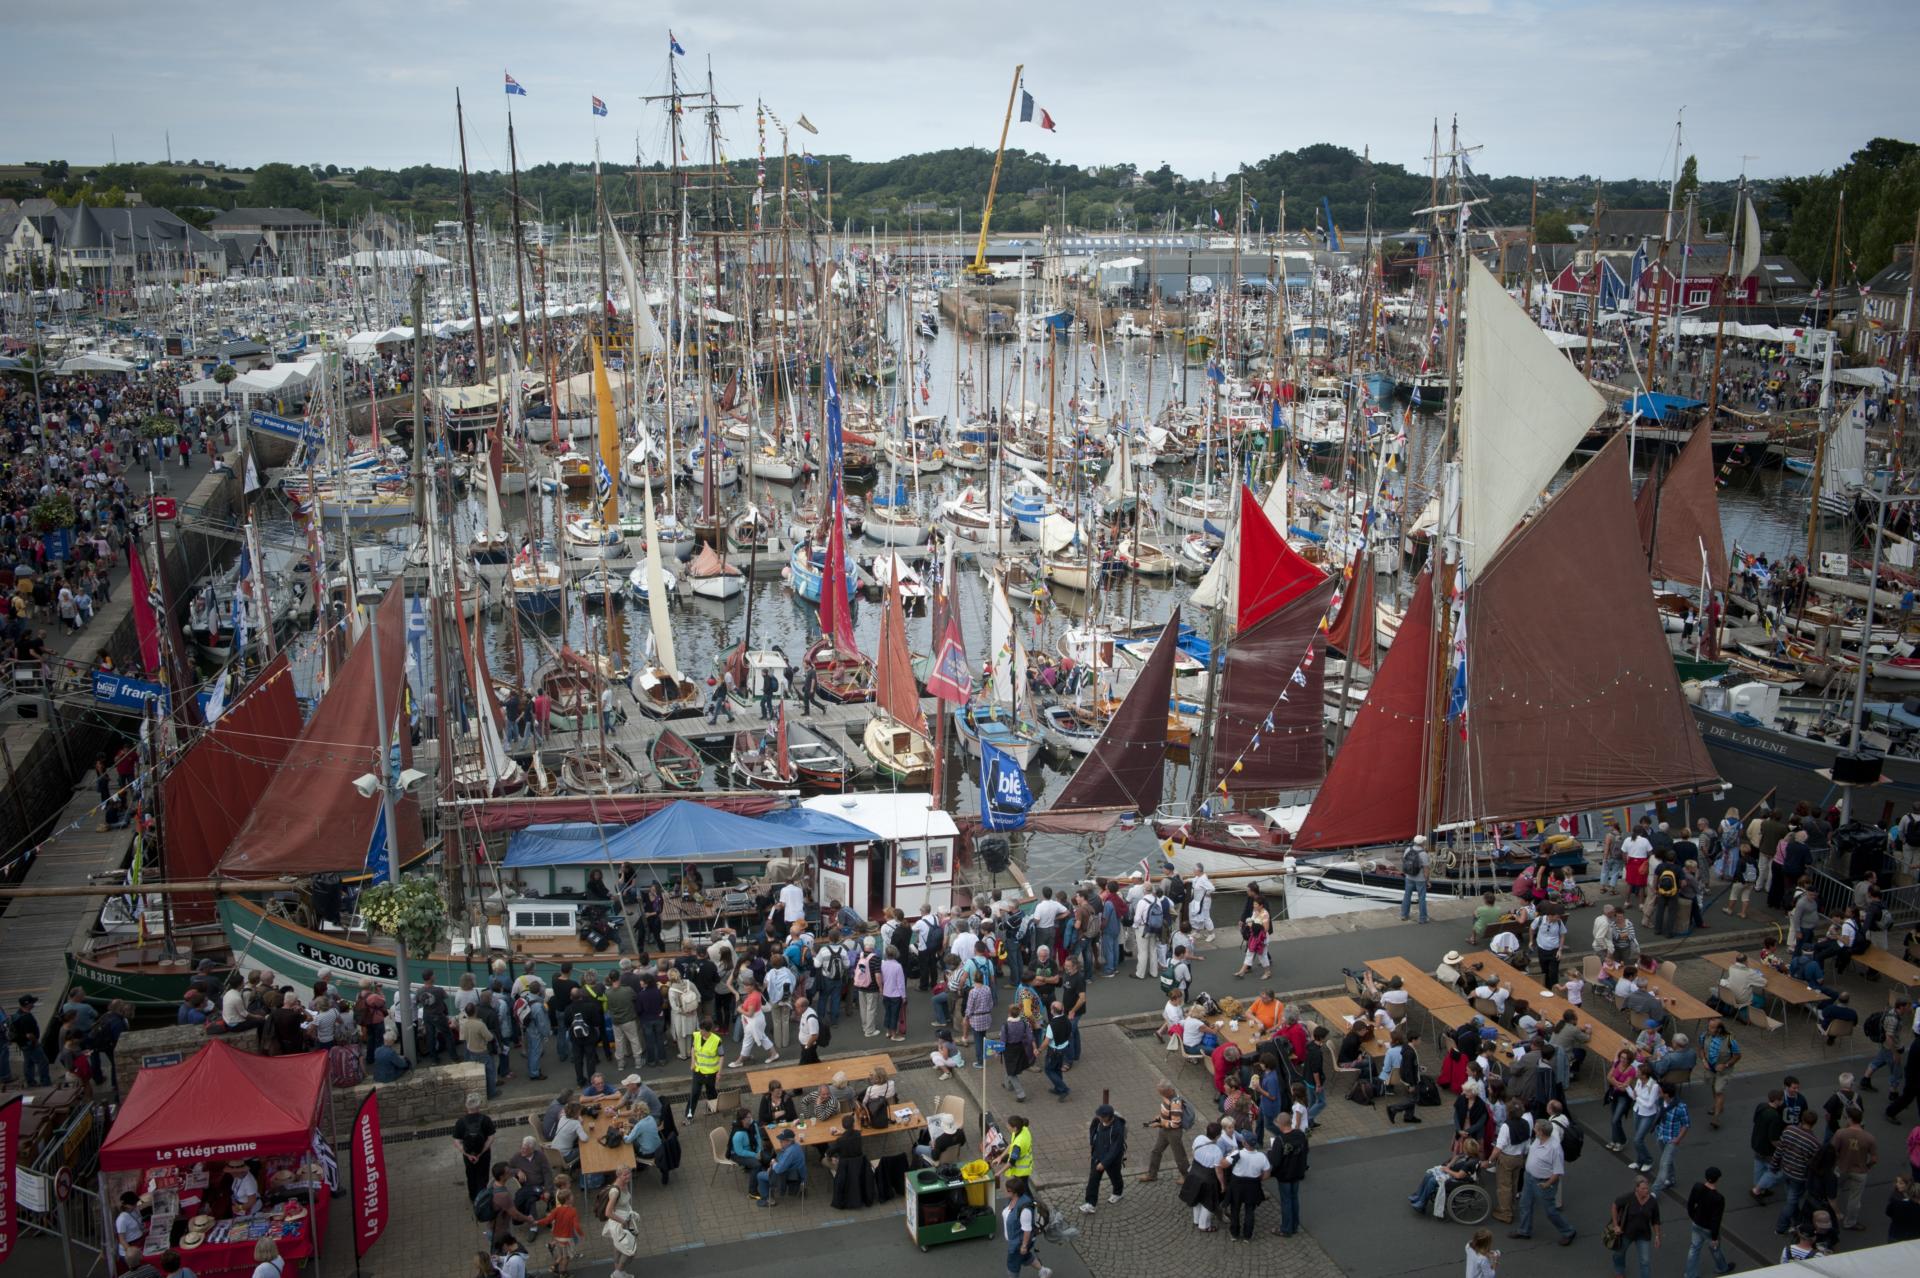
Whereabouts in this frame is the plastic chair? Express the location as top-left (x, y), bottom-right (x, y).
top-left (1822, 1017), bottom-right (1857, 1050)
top-left (707, 1125), bottom-right (734, 1186)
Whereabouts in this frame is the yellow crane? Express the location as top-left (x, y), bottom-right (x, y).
top-left (967, 64), bottom-right (1024, 278)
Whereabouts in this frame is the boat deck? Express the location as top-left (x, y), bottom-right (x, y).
top-left (0, 775), bottom-right (138, 1015)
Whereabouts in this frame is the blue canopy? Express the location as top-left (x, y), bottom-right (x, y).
top-left (503, 799), bottom-right (877, 867)
top-left (1618, 392), bottom-right (1704, 422)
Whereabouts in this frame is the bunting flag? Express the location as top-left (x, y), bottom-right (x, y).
top-left (504, 72), bottom-right (527, 97)
top-left (364, 802), bottom-right (392, 886)
top-left (669, 31), bottom-right (686, 55)
top-left (591, 95), bottom-right (608, 117)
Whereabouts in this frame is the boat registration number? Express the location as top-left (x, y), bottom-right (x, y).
top-left (296, 940), bottom-right (397, 981)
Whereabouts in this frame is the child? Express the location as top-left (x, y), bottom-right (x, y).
top-left (1558, 973), bottom-right (1585, 1008)
top-left (532, 1188), bottom-right (580, 1275)
top-left (929, 1028), bottom-right (962, 1080)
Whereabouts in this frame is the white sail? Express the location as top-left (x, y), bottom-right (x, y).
top-left (1824, 392), bottom-right (1870, 494)
top-left (1191, 471), bottom-right (1286, 611)
top-left (608, 206), bottom-right (667, 356)
top-left (478, 448), bottom-right (505, 538)
top-left (1738, 194), bottom-right (1763, 284)
top-left (1458, 257), bottom-right (1607, 577)
top-left (640, 455), bottom-right (678, 674)
top-left (988, 576), bottom-right (1026, 709)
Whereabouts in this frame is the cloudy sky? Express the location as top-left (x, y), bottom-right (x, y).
top-left (4, 0), bottom-right (1912, 181)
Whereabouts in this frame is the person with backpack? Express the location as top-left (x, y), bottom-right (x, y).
top-left (1161, 945), bottom-right (1194, 1003)
top-left (564, 988), bottom-right (599, 1087)
top-left (1861, 998), bottom-right (1910, 1094)
top-left (1269, 1111), bottom-right (1310, 1237)
top-left (1131, 892), bottom-right (1163, 982)
top-left (852, 938), bottom-right (882, 1037)
top-left (1001, 1174), bottom-right (1053, 1278)
top-left (1651, 853), bottom-right (1682, 938)
top-left (1141, 1081), bottom-right (1194, 1182)
top-left (1400, 836), bottom-right (1432, 924)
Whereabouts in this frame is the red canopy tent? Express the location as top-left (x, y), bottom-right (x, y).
top-left (99, 1042), bottom-right (333, 1276)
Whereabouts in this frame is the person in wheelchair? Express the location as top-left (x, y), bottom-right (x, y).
top-left (1409, 1138), bottom-right (1485, 1216)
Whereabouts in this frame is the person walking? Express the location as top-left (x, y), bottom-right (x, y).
top-left (758, 668), bottom-right (778, 719)
top-left (1269, 1112), bottom-right (1309, 1238)
top-left (1653, 1081), bottom-right (1690, 1193)
top-left (1223, 1135), bottom-right (1272, 1242)
top-left (1831, 1106), bottom-right (1878, 1230)
top-left (1001, 1174), bottom-right (1053, 1278)
top-left (1080, 1104), bottom-right (1128, 1215)
top-left (799, 666), bottom-right (819, 717)
top-left (1139, 1082), bottom-right (1192, 1183)
top-left (1510, 1118), bottom-right (1577, 1245)
top-left (451, 1093), bottom-right (497, 1206)
top-left (1530, 906), bottom-right (1567, 987)
top-left (685, 1019), bottom-right (723, 1120)
top-left (1608, 1175), bottom-right (1662, 1278)
top-left (1759, 1108), bottom-right (1822, 1232)
top-left (1401, 836), bottom-right (1431, 924)
top-left (1683, 1168), bottom-right (1734, 1278)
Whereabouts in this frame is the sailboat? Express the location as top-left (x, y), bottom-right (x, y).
top-left (686, 542), bottom-right (745, 600)
top-left (1051, 612), bottom-right (1182, 815)
top-left (864, 577), bottom-right (935, 784)
top-left (804, 361), bottom-right (875, 702)
top-left (509, 541), bottom-right (565, 615)
top-left (559, 340), bottom-right (628, 559)
top-left (951, 574), bottom-right (1043, 767)
top-left (1267, 259), bottom-right (1720, 892)
top-left (732, 704), bottom-right (796, 788)
top-left (632, 443), bottom-right (703, 720)
top-left (469, 452), bottom-right (511, 563)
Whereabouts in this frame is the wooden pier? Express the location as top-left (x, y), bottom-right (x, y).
top-left (0, 780), bottom-right (139, 1016)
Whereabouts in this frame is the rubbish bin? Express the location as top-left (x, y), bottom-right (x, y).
top-left (960, 1159), bottom-right (992, 1208)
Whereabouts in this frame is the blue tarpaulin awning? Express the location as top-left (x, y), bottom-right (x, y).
top-left (503, 799), bottom-right (878, 867)
top-left (1618, 392), bottom-right (1704, 422)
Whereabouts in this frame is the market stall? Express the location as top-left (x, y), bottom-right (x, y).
top-left (97, 1041), bottom-right (335, 1276)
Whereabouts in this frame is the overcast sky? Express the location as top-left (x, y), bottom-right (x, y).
top-left (4, 0), bottom-right (1912, 182)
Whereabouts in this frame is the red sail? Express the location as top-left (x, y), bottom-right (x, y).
top-left (1323, 547), bottom-right (1378, 670)
top-left (1292, 572), bottom-right (1436, 851)
top-left (1634, 422), bottom-right (1729, 592)
top-left (1236, 483), bottom-right (1324, 632)
top-left (1214, 575), bottom-right (1338, 794)
top-left (817, 505), bottom-right (858, 654)
top-left (1054, 611), bottom-right (1179, 814)
top-left (219, 583), bottom-right (423, 876)
top-left (876, 579), bottom-right (927, 733)
top-left (1446, 433), bottom-right (1720, 824)
top-left (160, 653), bottom-right (304, 922)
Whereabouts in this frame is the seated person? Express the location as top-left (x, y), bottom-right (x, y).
top-left (1336, 1021), bottom-right (1373, 1071)
top-left (1471, 893), bottom-right (1506, 942)
top-left (1718, 954), bottom-right (1768, 1019)
top-left (929, 1029), bottom-right (963, 1080)
top-left (580, 1072), bottom-right (617, 1099)
top-left (1180, 1008), bottom-right (1210, 1057)
top-left (549, 1103), bottom-right (588, 1167)
top-left (1621, 982), bottom-right (1668, 1029)
top-left (623, 1103), bottom-right (662, 1159)
top-left (753, 1128), bottom-right (807, 1204)
top-left (1408, 1139), bottom-right (1483, 1214)
top-left (913, 1112), bottom-right (967, 1166)
top-left (860, 1067), bottom-right (897, 1118)
top-left (1246, 990), bottom-right (1284, 1034)
top-left (1470, 973), bottom-right (1510, 1015)
top-left (758, 1081), bottom-right (799, 1128)
top-left (807, 1072), bottom-right (853, 1120)
top-left (1634, 1019), bottom-right (1669, 1061)
top-left (1816, 992), bottom-right (1858, 1044)
top-left (1379, 977), bottom-right (1412, 1021)
top-left (1435, 950), bottom-right (1465, 991)
top-left (1651, 1033), bottom-right (1697, 1079)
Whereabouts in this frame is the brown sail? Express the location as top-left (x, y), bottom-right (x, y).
top-left (1634, 422), bottom-right (1729, 592)
top-left (1054, 612), bottom-right (1180, 814)
top-left (875, 578), bottom-right (926, 735)
top-left (1323, 546), bottom-right (1378, 670)
top-left (1213, 576), bottom-right (1339, 794)
top-left (219, 582), bottom-right (424, 876)
top-left (1445, 433), bottom-right (1719, 824)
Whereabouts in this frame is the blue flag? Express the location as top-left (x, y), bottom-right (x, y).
top-left (504, 72), bottom-right (527, 97)
top-left (824, 355), bottom-right (844, 503)
top-left (669, 31), bottom-right (686, 55)
top-left (365, 802), bottom-right (392, 886)
top-left (980, 741), bottom-right (1032, 832)
top-left (592, 95), bottom-right (608, 117)
top-left (1019, 89), bottom-right (1034, 124)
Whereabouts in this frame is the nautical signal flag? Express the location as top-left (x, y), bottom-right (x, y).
top-left (670, 31), bottom-right (686, 55)
top-left (592, 96), bottom-right (608, 117)
top-left (1018, 89), bottom-right (1056, 132)
top-left (796, 114), bottom-right (818, 135)
top-left (504, 72), bottom-right (527, 96)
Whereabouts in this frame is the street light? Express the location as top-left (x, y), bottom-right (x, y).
top-left (352, 593), bottom-right (424, 1058)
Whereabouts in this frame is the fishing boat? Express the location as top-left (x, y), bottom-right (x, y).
top-left (624, 562), bottom-right (677, 601)
top-left (1003, 476), bottom-right (1059, 540)
top-left (732, 707), bottom-right (797, 788)
top-left (1038, 701), bottom-right (1103, 756)
top-left (573, 564), bottom-right (625, 607)
top-left (560, 744), bottom-right (640, 795)
top-left (942, 486), bottom-right (1010, 547)
top-left (509, 545), bottom-right (565, 616)
top-left (649, 729), bottom-right (703, 791)
top-left (68, 934), bottom-right (233, 1009)
top-left (863, 576), bottom-right (935, 785)
top-left (686, 542), bottom-right (745, 600)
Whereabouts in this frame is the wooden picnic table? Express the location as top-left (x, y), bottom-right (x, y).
top-left (1852, 943), bottom-right (1920, 989)
top-left (747, 1052), bottom-right (896, 1096)
top-left (1459, 951), bottom-right (1632, 1062)
top-left (773, 1102), bottom-right (925, 1150)
top-left (576, 1101), bottom-right (643, 1175)
top-left (1203, 1016), bottom-right (1264, 1057)
top-left (1700, 952), bottom-right (1826, 1016)
top-left (1307, 997), bottom-right (1387, 1058)
top-left (1426, 1001), bottom-right (1522, 1053)
top-left (1363, 956), bottom-right (1469, 1013)
top-left (1630, 967), bottom-right (1718, 1026)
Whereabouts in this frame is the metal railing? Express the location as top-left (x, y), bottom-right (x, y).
top-left (1809, 864), bottom-right (1920, 934)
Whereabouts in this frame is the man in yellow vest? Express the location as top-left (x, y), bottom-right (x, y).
top-left (686, 1017), bottom-right (723, 1121)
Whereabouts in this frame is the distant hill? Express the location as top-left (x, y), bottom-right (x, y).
top-left (3, 139), bottom-right (1913, 280)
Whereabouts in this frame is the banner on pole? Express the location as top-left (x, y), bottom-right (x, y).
top-left (0, 1095), bottom-right (22, 1264)
top-left (350, 1091), bottom-right (388, 1258)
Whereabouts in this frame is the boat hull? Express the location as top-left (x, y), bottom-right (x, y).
top-left (1691, 704), bottom-right (1920, 811)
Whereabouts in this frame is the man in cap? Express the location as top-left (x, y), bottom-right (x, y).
top-left (1401, 835), bottom-right (1432, 924)
top-left (7, 995), bottom-right (49, 1087)
top-left (754, 1128), bottom-right (809, 1205)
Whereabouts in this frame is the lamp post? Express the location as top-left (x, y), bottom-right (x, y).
top-left (358, 595), bottom-right (420, 1061)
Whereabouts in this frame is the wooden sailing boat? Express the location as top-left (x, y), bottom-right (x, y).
top-left (864, 577), bottom-right (934, 784)
top-left (952, 574), bottom-right (1043, 766)
top-left (1053, 612), bottom-right (1182, 815)
top-left (648, 727), bottom-right (704, 790)
top-left (632, 438), bottom-right (703, 719)
top-left (469, 449), bottom-right (511, 563)
top-left (804, 361), bottom-right (876, 702)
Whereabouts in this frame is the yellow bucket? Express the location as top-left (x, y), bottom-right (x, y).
top-left (961, 1159), bottom-right (992, 1207)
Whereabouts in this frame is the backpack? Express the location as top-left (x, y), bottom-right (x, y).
top-left (1740, 858), bottom-right (1758, 884)
top-left (353, 993), bottom-right (372, 1027)
top-left (1863, 1011), bottom-right (1888, 1043)
top-left (1160, 961), bottom-right (1190, 995)
top-left (852, 953), bottom-right (875, 990)
top-left (1904, 814), bottom-right (1920, 849)
top-left (1560, 1120), bottom-right (1585, 1162)
top-left (1177, 1095), bottom-right (1196, 1129)
top-left (1505, 1112), bottom-right (1533, 1149)
top-left (569, 1008), bottom-right (595, 1043)
top-left (1655, 868), bottom-right (1678, 898)
top-left (922, 919), bottom-right (944, 955)
top-left (816, 945), bottom-right (844, 982)
top-left (1402, 846), bottom-right (1424, 877)
top-left (809, 1011), bottom-right (831, 1049)
top-left (1144, 898), bottom-right (1165, 932)
top-left (473, 1186), bottom-right (498, 1222)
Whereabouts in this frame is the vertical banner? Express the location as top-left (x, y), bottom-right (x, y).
top-left (350, 1092), bottom-right (387, 1258)
top-left (0, 1094), bottom-right (20, 1265)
